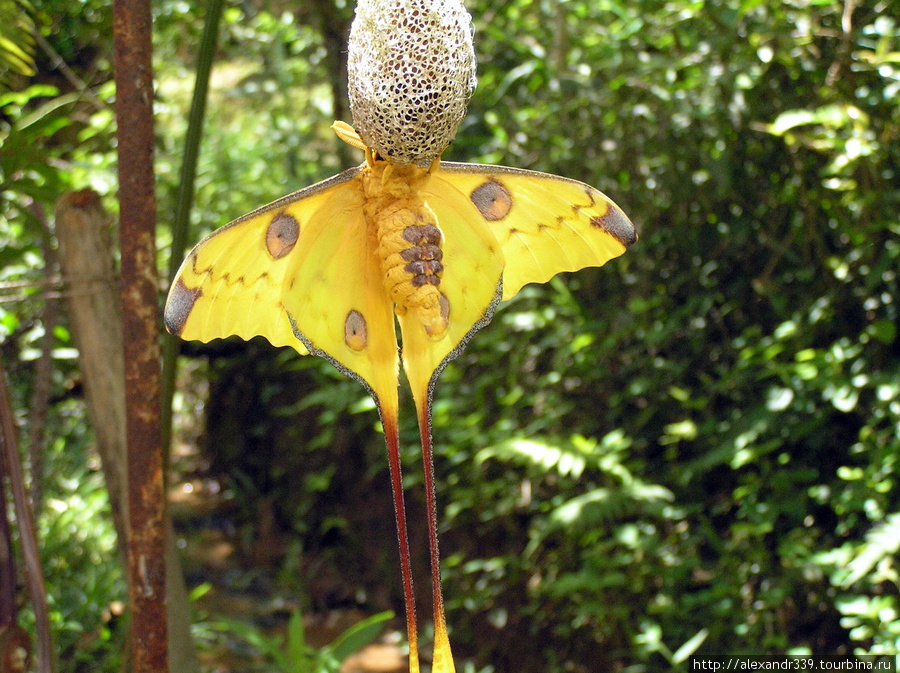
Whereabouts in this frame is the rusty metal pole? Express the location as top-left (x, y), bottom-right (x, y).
top-left (112, 0), bottom-right (168, 671)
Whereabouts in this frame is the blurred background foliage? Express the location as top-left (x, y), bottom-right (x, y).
top-left (1, 0), bottom-right (898, 671)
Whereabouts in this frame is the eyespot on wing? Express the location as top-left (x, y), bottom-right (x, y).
top-left (344, 310), bottom-right (368, 351)
top-left (266, 212), bottom-right (300, 259)
top-left (470, 180), bottom-right (513, 222)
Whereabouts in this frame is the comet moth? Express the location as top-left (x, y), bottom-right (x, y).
top-left (164, 1), bottom-right (636, 671)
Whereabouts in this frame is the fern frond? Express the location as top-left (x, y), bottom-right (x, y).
top-left (475, 437), bottom-right (588, 478)
top-left (546, 481), bottom-right (674, 534)
top-left (843, 512), bottom-right (900, 588)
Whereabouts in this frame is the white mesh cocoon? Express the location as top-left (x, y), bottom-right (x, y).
top-left (347, 0), bottom-right (477, 165)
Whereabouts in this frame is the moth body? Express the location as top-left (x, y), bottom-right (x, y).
top-left (361, 157), bottom-right (450, 338)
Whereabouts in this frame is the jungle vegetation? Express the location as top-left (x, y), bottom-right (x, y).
top-left (1, 0), bottom-right (898, 671)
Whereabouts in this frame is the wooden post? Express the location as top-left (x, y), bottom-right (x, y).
top-left (55, 191), bottom-right (201, 673)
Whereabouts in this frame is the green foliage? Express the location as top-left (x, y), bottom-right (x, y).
top-left (0, 389), bottom-right (128, 673)
top-left (1, 78), bottom-right (125, 673)
top-left (1, 81), bottom-right (115, 337)
top-left (1, 27), bottom-right (123, 673)
top-left (198, 605), bottom-right (394, 673)
top-left (36, 451), bottom-right (127, 673)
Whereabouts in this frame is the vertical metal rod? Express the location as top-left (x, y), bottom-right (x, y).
top-left (112, 0), bottom-right (168, 670)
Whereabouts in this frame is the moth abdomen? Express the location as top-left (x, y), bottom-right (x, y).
top-left (362, 161), bottom-right (450, 338)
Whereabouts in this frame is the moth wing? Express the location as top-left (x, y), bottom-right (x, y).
top-left (280, 178), bottom-right (400, 410)
top-left (397, 172), bottom-right (506, 405)
top-left (165, 169), bottom-right (365, 354)
top-left (436, 162), bottom-right (636, 301)
top-left (165, 167), bottom-right (400, 412)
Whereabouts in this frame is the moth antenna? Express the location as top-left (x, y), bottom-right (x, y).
top-left (331, 120), bottom-right (368, 151)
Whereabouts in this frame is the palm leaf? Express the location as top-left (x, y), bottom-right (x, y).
top-left (0, 0), bottom-right (36, 92)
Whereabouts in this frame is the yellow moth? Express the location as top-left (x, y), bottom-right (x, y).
top-left (165, 1), bottom-right (636, 671)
